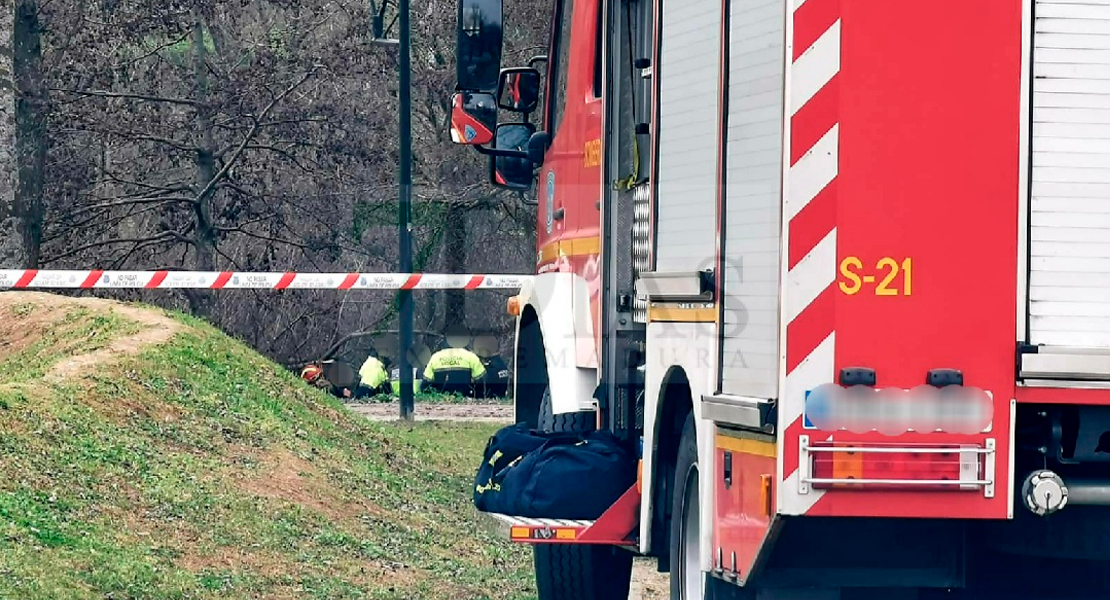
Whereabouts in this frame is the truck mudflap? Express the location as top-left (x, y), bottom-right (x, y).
top-left (479, 484), bottom-right (641, 550)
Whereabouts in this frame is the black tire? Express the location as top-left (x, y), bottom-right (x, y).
top-left (671, 412), bottom-right (701, 600)
top-left (667, 416), bottom-right (756, 600)
top-left (533, 386), bottom-right (634, 600)
top-left (534, 545), bottom-right (634, 600)
top-left (538, 386), bottom-right (595, 432)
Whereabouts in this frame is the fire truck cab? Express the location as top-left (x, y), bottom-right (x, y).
top-left (451, 1), bottom-right (1110, 599)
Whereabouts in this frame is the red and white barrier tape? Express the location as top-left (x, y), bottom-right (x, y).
top-left (0, 270), bottom-right (533, 290)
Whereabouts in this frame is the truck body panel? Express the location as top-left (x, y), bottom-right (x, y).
top-left (535, 0), bottom-right (605, 376)
top-left (1029, 0), bottom-right (1110, 349)
top-left (720, 0), bottom-right (786, 400)
top-left (653, 0), bottom-right (722, 274)
top-left (776, 0), bottom-right (1021, 519)
top-left (639, 319), bottom-right (719, 566)
top-left (712, 428), bottom-right (776, 586)
top-left (451, 0), bottom-right (1110, 595)
top-left (515, 272), bottom-right (599, 414)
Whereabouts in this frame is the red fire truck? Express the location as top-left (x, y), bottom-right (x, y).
top-left (451, 1), bottom-right (1110, 599)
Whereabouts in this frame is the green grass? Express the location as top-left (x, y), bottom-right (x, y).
top-left (0, 303), bottom-right (141, 383)
top-left (0, 300), bottom-right (533, 600)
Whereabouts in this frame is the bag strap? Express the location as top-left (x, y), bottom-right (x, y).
top-left (491, 454), bottom-right (525, 483)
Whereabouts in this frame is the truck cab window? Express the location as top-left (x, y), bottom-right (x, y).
top-left (593, 1), bottom-right (602, 98)
top-left (548, 0), bottom-right (574, 136)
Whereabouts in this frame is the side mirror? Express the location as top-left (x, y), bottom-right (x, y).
top-left (489, 123), bottom-right (536, 190)
top-left (497, 67), bottom-right (541, 113)
top-left (456, 0), bottom-right (504, 92)
top-left (527, 131), bottom-right (550, 166)
top-left (449, 91), bottom-right (497, 145)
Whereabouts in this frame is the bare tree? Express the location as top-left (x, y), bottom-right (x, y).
top-left (24, 0), bottom-right (549, 366)
top-left (0, 0), bottom-right (46, 269)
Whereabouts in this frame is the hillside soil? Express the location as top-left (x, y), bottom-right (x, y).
top-left (0, 291), bottom-right (535, 600)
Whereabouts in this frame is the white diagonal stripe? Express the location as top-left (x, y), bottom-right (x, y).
top-left (781, 470), bottom-right (826, 514)
top-left (778, 332), bottom-right (835, 515)
top-left (783, 331), bottom-right (836, 424)
top-left (786, 123), bottom-right (838, 221)
top-left (792, 0), bottom-right (812, 12)
top-left (784, 228), bottom-right (837, 325)
top-left (790, 19), bottom-right (840, 116)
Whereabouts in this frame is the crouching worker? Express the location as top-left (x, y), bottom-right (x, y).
top-left (473, 335), bottom-right (510, 398)
top-left (389, 365), bottom-right (423, 396)
top-left (422, 346), bottom-right (486, 397)
top-left (357, 352), bottom-right (392, 398)
top-left (301, 362), bottom-right (352, 398)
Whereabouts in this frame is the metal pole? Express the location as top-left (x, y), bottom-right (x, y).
top-left (398, 0), bottom-right (414, 420)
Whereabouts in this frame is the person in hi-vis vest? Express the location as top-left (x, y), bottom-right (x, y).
top-left (389, 364), bottom-right (423, 396)
top-left (387, 342), bottom-right (429, 396)
top-left (472, 334), bottom-right (510, 398)
top-left (423, 326), bottom-right (485, 396)
top-left (357, 351), bottom-right (391, 397)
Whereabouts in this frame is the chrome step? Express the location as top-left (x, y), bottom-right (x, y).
top-left (483, 512), bottom-right (596, 542)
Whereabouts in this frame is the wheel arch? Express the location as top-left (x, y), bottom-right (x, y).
top-left (647, 365), bottom-right (695, 569)
top-left (514, 304), bottom-right (547, 428)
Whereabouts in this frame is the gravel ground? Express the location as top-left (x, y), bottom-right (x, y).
top-left (346, 401), bottom-right (515, 423)
top-left (631, 558), bottom-right (670, 599)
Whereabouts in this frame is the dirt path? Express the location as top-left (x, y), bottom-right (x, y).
top-left (0, 291), bottom-right (180, 383)
top-left (346, 401), bottom-right (514, 423)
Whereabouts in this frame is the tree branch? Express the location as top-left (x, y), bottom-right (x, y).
top-left (61, 195), bottom-right (195, 218)
top-left (41, 231), bottom-right (192, 265)
top-left (239, 143), bottom-right (320, 172)
top-left (51, 88), bottom-right (202, 108)
top-left (193, 66), bottom-right (321, 204)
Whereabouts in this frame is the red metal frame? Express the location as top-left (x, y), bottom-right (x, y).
top-left (505, 484), bottom-right (641, 547)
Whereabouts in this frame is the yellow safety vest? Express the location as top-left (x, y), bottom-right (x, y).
top-left (423, 348), bottom-right (487, 380)
top-left (358, 356), bottom-right (389, 389)
top-left (390, 367), bottom-right (423, 395)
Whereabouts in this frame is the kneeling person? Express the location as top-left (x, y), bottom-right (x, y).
top-left (423, 347), bottom-right (486, 397)
top-left (357, 353), bottom-right (391, 398)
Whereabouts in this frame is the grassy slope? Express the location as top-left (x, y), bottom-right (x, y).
top-left (0, 297), bottom-right (532, 600)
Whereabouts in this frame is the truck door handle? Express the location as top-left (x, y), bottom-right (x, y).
top-left (553, 207), bottom-right (565, 221)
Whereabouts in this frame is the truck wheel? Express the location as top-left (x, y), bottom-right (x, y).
top-left (534, 545), bottom-right (634, 600)
top-left (671, 412), bottom-right (703, 600)
top-left (538, 386), bottom-right (594, 432)
top-left (533, 386), bottom-right (633, 600)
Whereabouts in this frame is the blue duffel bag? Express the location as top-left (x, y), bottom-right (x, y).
top-left (476, 428), bottom-right (637, 520)
top-left (473, 423), bottom-right (572, 510)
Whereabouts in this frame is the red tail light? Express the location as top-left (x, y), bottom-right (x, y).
top-left (803, 440), bottom-right (993, 493)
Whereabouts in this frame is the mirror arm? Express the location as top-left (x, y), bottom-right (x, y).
top-left (516, 190), bottom-right (539, 206)
top-left (473, 144), bottom-right (532, 161)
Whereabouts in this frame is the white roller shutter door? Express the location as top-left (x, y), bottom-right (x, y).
top-left (1029, 0), bottom-right (1110, 349)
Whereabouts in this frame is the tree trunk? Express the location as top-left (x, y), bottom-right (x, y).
top-left (186, 15), bottom-right (218, 318)
top-left (443, 202), bottom-right (467, 331)
top-left (0, 0), bottom-right (19, 268)
top-left (0, 0), bottom-right (44, 269)
top-left (13, 0), bottom-right (44, 268)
